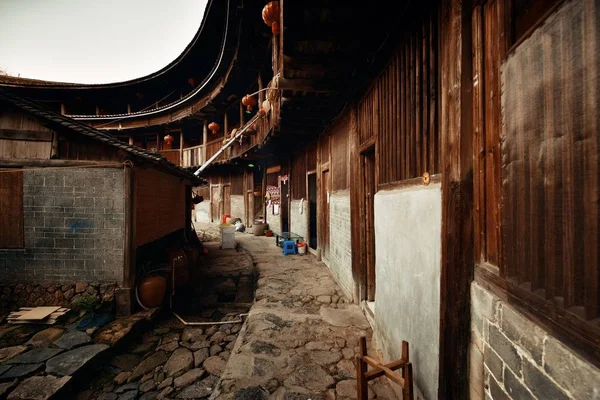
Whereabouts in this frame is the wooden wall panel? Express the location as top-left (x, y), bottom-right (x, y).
top-left (357, 6), bottom-right (440, 184)
top-left (291, 151), bottom-right (307, 199)
top-left (0, 105), bottom-right (54, 159)
top-left (0, 170), bottom-right (24, 248)
top-left (306, 144), bottom-right (317, 171)
top-left (330, 117), bottom-right (350, 191)
top-left (501, 0), bottom-right (599, 319)
top-left (231, 172), bottom-right (244, 195)
top-left (135, 168), bottom-right (186, 246)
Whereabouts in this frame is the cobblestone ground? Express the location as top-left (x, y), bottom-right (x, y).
top-left (213, 232), bottom-right (396, 400)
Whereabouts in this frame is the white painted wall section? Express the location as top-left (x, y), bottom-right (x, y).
top-left (323, 190), bottom-right (353, 300)
top-left (374, 182), bottom-right (442, 400)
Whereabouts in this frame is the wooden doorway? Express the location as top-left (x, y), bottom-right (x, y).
top-left (223, 185), bottom-right (231, 217)
top-left (210, 186), bottom-right (219, 223)
top-left (321, 168), bottom-right (331, 258)
top-left (361, 149), bottom-right (376, 301)
top-left (308, 172), bottom-right (318, 249)
top-left (280, 176), bottom-right (289, 232)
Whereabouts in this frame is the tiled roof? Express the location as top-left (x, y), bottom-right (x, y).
top-left (0, 88), bottom-right (205, 184)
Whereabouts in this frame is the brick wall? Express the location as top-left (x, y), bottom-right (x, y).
top-left (0, 168), bottom-right (125, 284)
top-left (230, 195), bottom-right (245, 222)
top-left (470, 282), bottom-right (600, 399)
top-left (290, 199), bottom-right (308, 242)
top-left (324, 190), bottom-right (353, 299)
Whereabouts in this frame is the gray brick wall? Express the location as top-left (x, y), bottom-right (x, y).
top-left (324, 190), bottom-right (353, 299)
top-left (0, 168), bottom-right (125, 284)
top-left (470, 282), bottom-right (600, 399)
top-left (290, 199), bottom-right (308, 242)
top-left (230, 195), bottom-right (245, 222)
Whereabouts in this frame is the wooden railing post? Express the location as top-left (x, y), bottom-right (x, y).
top-left (356, 336), bottom-right (369, 399)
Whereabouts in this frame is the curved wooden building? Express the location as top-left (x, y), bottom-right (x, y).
top-left (2, 0), bottom-right (600, 398)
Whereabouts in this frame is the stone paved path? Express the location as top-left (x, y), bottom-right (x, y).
top-left (213, 232), bottom-right (395, 400)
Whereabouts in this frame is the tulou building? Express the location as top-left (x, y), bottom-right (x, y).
top-left (1, 0), bottom-right (599, 398)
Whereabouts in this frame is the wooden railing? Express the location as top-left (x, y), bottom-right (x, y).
top-left (182, 144), bottom-right (204, 168)
top-left (159, 149), bottom-right (181, 166)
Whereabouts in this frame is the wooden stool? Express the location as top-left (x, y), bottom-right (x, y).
top-left (355, 336), bottom-right (414, 399)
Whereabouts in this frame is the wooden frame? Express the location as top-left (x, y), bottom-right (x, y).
top-left (356, 336), bottom-right (414, 399)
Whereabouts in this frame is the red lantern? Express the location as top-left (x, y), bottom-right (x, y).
top-left (208, 122), bottom-right (220, 135)
top-left (241, 95), bottom-right (257, 112)
top-left (262, 2), bottom-right (280, 34)
top-left (163, 134), bottom-right (174, 149)
top-left (271, 21), bottom-right (280, 34)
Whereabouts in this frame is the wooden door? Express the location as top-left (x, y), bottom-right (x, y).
top-left (210, 186), bottom-right (219, 223)
top-left (246, 192), bottom-right (254, 226)
top-left (308, 173), bottom-right (318, 249)
top-left (280, 176), bottom-right (289, 232)
top-left (223, 185), bottom-right (231, 216)
top-left (361, 150), bottom-right (376, 301)
top-left (321, 169), bottom-right (331, 258)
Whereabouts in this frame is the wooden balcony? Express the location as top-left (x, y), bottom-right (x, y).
top-left (158, 149), bottom-right (181, 166)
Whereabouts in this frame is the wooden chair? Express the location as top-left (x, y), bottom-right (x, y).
top-left (355, 336), bottom-right (414, 399)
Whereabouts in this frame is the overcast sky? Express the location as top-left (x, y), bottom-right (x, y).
top-left (0, 0), bottom-right (208, 83)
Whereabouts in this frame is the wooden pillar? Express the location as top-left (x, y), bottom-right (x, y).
top-left (349, 106), bottom-right (361, 303)
top-left (240, 101), bottom-right (244, 127)
top-left (127, 104), bottom-right (132, 114)
top-left (185, 184), bottom-right (192, 239)
top-left (60, 103), bottom-right (66, 115)
top-left (438, 0), bottom-right (474, 398)
top-left (179, 130), bottom-right (184, 166)
top-left (224, 113), bottom-right (230, 159)
top-left (258, 75), bottom-right (264, 104)
top-left (156, 133), bottom-right (160, 152)
top-left (202, 121), bottom-right (208, 164)
top-left (128, 135), bottom-right (134, 146)
top-left (117, 164), bottom-right (136, 316)
top-left (95, 105), bottom-right (100, 116)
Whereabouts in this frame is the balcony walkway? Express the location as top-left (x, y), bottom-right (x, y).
top-left (196, 226), bottom-right (396, 399)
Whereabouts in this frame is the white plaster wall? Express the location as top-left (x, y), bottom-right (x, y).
top-left (266, 202), bottom-right (281, 235)
top-left (194, 202), bottom-right (211, 223)
top-left (374, 183), bottom-right (442, 400)
top-left (230, 195), bottom-right (245, 222)
top-left (323, 191), bottom-right (353, 300)
top-left (290, 199), bottom-right (309, 242)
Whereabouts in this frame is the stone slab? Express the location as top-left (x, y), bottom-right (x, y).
top-left (319, 306), bottom-right (370, 329)
top-left (45, 344), bottom-right (109, 376)
top-left (0, 363), bottom-right (44, 380)
top-left (6, 348), bottom-right (63, 365)
top-left (7, 375), bottom-right (71, 400)
top-left (0, 346), bottom-right (27, 363)
top-left (53, 331), bottom-right (91, 350)
top-left (26, 328), bottom-right (64, 348)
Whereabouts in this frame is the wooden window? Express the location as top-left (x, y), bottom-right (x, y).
top-left (512, 0), bottom-right (565, 43)
top-left (331, 118), bottom-right (350, 191)
top-left (358, 4), bottom-right (440, 185)
top-left (0, 170), bottom-right (24, 248)
top-left (474, 0), bottom-right (600, 365)
top-left (291, 152), bottom-right (307, 199)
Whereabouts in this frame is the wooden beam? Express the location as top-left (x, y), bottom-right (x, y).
top-left (202, 121), bottom-right (208, 164)
top-left (179, 130), bottom-right (184, 166)
top-left (0, 159), bottom-right (123, 168)
top-left (438, 0), bottom-right (474, 398)
top-left (278, 77), bottom-right (339, 93)
top-left (0, 129), bottom-right (53, 142)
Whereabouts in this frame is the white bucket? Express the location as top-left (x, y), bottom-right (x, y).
top-left (297, 243), bottom-right (307, 255)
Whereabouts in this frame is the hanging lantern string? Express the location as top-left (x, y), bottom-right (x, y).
top-left (242, 73), bottom-right (281, 98)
